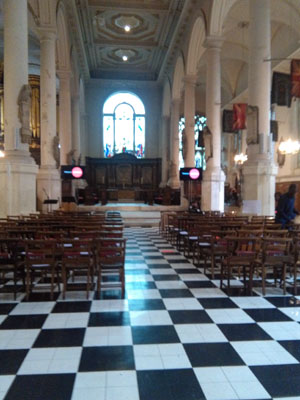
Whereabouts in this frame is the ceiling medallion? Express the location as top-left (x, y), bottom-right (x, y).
top-left (114, 15), bottom-right (140, 31)
top-left (115, 49), bottom-right (136, 62)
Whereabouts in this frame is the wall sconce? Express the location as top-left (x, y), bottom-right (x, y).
top-left (234, 153), bottom-right (248, 165)
top-left (0, 150), bottom-right (5, 158)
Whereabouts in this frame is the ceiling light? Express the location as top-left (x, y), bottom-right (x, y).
top-left (278, 138), bottom-right (300, 155)
top-left (124, 25), bottom-right (131, 32)
top-left (122, 55), bottom-right (128, 61)
top-left (234, 153), bottom-right (247, 164)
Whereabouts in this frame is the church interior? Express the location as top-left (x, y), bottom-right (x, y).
top-left (1, 1), bottom-right (300, 399)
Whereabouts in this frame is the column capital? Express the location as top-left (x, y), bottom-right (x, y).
top-left (204, 35), bottom-right (223, 50)
top-left (38, 27), bottom-right (57, 42)
top-left (184, 74), bottom-right (197, 87)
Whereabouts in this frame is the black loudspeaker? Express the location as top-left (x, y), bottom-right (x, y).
top-left (270, 120), bottom-right (278, 142)
top-left (179, 168), bottom-right (202, 181)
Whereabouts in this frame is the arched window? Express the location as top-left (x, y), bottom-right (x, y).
top-left (179, 114), bottom-right (207, 169)
top-left (103, 92), bottom-right (145, 158)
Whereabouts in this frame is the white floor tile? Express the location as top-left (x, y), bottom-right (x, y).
top-left (163, 298), bottom-right (203, 310)
top-left (10, 302), bottom-right (55, 315)
top-left (258, 321), bottom-right (300, 340)
top-left (74, 372), bottom-right (106, 388)
top-left (190, 288), bottom-right (227, 298)
top-left (43, 312), bottom-right (89, 329)
top-left (200, 382), bottom-right (238, 400)
top-left (206, 308), bottom-right (255, 324)
top-left (279, 307), bottom-right (300, 321)
top-left (155, 281), bottom-right (187, 289)
top-left (231, 297), bottom-right (275, 309)
top-left (0, 329), bottom-right (40, 350)
top-left (71, 387), bottom-right (106, 400)
top-left (106, 386), bottom-right (140, 400)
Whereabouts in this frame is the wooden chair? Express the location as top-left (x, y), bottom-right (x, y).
top-left (0, 238), bottom-right (24, 299)
top-left (220, 236), bottom-right (261, 295)
top-left (61, 239), bottom-right (94, 299)
top-left (96, 238), bottom-right (126, 298)
top-left (24, 240), bottom-right (59, 300)
top-left (253, 237), bottom-right (293, 295)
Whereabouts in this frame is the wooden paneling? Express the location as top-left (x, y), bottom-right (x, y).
top-left (86, 153), bottom-right (161, 191)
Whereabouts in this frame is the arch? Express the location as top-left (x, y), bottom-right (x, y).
top-left (172, 55), bottom-right (185, 100)
top-left (162, 79), bottom-right (171, 117)
top-left (186, 16), bottom-right (206, 76)
top-left (56, 2), bottom-right (71, 71)
top-left (209, 0), bottom-right (237, 36)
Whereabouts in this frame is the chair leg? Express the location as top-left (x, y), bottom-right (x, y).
top-left (62, 265), bottom-right (66, 300)
top-left (262, 267), bottom-right (266, 296)
top-left (26, 265), bottom-right (30, 300)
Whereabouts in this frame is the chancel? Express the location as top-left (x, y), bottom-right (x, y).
top-left (2, 1), bottom-right (300, 399)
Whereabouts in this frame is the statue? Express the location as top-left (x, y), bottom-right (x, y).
top-left (52, 136), bottom-right (60, 168)
top-left (67, 149), bottom-right (76, 165)
top-left (203, 126), bottom-right (213, 162)
top-left (182, 129), bottom-right (187, 160)
top-left (18, 84), bottom-right (32, 144)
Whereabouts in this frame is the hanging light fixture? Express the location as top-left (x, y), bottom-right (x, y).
top-left (278, 138), bottom-right (300, 155)
top-left (234, 153), bottom-right (248, 164)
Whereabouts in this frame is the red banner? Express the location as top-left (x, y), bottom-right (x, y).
top-left (291, 59), bottom-right (300, 98)
top-left (233, 103), bottom-right (247, 130)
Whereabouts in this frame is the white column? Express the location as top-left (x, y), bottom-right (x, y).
top-left (201, 36), bottom-right (225, 212)
top-left (184, 75), bottom-right (196, 167)
top-left (57, 69), bottom-right (72, 165)
top-left (72, 95), bottom-right (81, 162)
top-left (167, 99), bottom-right (180, 188)
top-left (160, 115), bottom-right (170, 187)
top-left (36, 29), bottom-right (61, 211)
top-left (242, 0), bottom-right (277, 216)
top-left (0, 0), bottom-right (38, 217)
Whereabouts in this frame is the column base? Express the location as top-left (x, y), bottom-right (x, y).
top-left (0, 150), bottom-right (38, 217)
top-left (201, 166), bottom-right (225, 212)
top-left (37, 166), bottom-right (61, 212)
top-left (167, 176), bottom-right (180, 189)
top-left (242, 159), bottom-right (278, 216)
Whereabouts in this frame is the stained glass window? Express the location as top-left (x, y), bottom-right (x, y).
top-left (178, 114), bottom-right (207, 169)
top-left (103, 92), bottom-right (145, 158)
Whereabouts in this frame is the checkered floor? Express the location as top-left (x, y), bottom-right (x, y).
top-left (1, 227), bottom-right (300, 400)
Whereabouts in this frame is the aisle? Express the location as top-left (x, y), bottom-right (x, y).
top-left (0, 228), bottom-right (300, 400)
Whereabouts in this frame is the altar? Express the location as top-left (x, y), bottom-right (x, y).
top-left (84, 153), bottom-right (161, 204)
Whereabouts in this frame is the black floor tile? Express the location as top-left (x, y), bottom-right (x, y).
top-left (137, 369), bottom-right (205, 400)
top-left (244, 308), bottom-right (293, 322)
top-left (88, 312), bottom-right (130, 326)
top-left (132, 325), bottom-right (180, 344)
top-left (221, 287), bottom-right (258, 296)
top-left (264, 296), bottom-right (297, 307)
top-left (251, 364), bottom-right (300, 398)
top-left (94, 289), bottom-right (124, 300)
top-left (4, 374), bottom-right (75, 400)
top-left (185, 281), bottom-right (217, 288)
top-left (184, 343), bottom-right (245, 367)
top-left (152, 275), bottom-right (180, 281)
top-left (128, 299), bottom-right (166, 311)
top-left (147, 264), bottom-right (172, 269)
top-left (52, 301), bottom-right (91, 313)
top-left (0, 303), bottom-right (16, 314)
top-left (0, 349), bottom-right (28, 374)
top-left (218, 323), bottom-right (272, 341)
top-left (159, 289), bottom-right (193, 298)
top-left (0, 314), bottom-right (47, 330)
top-left (79, 346), bottom-right (135, 371)
top-left (144, 256), bottom-right (164, 260)
top-left (33, 328), bottom-right (85, 347)
top-left (198, 298), bottom-right (238, 309)
top-left (169, 310), bottom-right (213, 324)
top-left (22, 292), bottom-right (60, 302)
top-left (278, 340), bottom-right (300, 362)
top-left (173, 269), bottom-right (198, 275)
top-left (169, 260), bottom-right (191, 264)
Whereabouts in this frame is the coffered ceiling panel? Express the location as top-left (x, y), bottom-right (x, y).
top-left (75, 0), bottom-right (186, 80)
